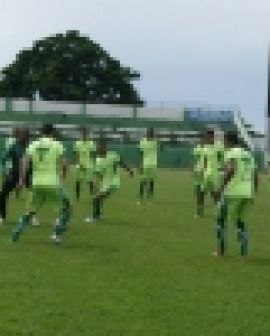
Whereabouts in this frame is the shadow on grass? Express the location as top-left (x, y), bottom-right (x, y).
top-left (245, 256), bottom-right (270, 266)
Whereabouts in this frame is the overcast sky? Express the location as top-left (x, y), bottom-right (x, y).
top-left (1, 0), bottom-right (269, 131)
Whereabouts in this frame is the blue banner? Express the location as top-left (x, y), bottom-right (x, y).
top-left (185, 109), bottom-right (234, 122)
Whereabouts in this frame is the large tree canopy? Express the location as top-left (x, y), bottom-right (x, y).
top-left (0, 30), bottom-right (142, 104)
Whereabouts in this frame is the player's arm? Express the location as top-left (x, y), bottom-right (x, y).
top-left (72, 148), bottom-right (79, 165)
top-left (254, 167), bottom-right (259, 193)
top-left (215, 159), bottom-right (236, 200)
top-left (19, 155), bottom-right (30, 186)
top-left (93, 170), bottom-right (103, 195)
top-left (59, 156), bottom-right (68, 180)
top-left (1, 144), bottom-right (13, 176)
top-left (58, 143), bottom-right (68, 180)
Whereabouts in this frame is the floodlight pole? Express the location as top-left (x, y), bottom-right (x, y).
top-left (265, 46), bottom-right (270, 169)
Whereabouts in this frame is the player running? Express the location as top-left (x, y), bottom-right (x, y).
top-left (73, 128), bottom-right (96, 200)
top-left (85, 138), bottom-right (133, 223)
top-left (0, 128), bottom-right (29, 224)
top-left (11, 124), bottom-right (72, 244)
top-left (138, 128), bottom-right (158, 204)
top-left (213, 132), bottom-right (258, 257)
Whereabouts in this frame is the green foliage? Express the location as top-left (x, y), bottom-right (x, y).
top-left (0, 30), bottom-right (142, 104)
top-left (0, 170), bottom-right (269, 335)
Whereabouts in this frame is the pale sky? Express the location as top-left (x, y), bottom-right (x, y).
top-left (1, 0), bottom-right (269, 131)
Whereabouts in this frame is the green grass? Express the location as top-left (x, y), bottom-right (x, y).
top-left (0, 170), bottom-right (269, 335)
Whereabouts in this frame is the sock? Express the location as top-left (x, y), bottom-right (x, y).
top-left (216, 221), bottom-right (225, 255)
top-left (216, 201), bottom-right (227, 255)
top-left (196, 188), bottom-right (204, 216)
top-left (89, 181), bottom-right (94, 195)
top-left (139, 181), bottom-right (145, 201)
top-left (76, 181), bottom-right (81, 200)
top-left (237, 219), bottom-right (248, 256)
top-left (12, 212), bottom-right (33, 241)
top-left (55, 196), bottom-right (71, 236)
top-left (148, 180), bottom-right (154, 199)
top-left (93, 197), bottom-right (101, 219)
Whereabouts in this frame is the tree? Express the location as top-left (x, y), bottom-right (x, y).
top-left (0, 30), bottom-right (143, 105)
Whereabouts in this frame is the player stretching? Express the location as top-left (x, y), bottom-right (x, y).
top-left (11, 124), bottom-right (72, 244)
top-left (73, 128), bottom-right (96, 201)
top-left (213, 132), bottom-right (258, 257)
top-left (138, 128), bottom-right (158, 205)
top-left (85, 139), bottom-right (133, 223)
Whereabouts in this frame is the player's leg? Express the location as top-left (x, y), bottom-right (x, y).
top-left (52, 188), bottom-right (72, 243)
top-left (146, 166), bottom-right (156, 201)
top-left (86, 193), bottom-right (103, 223)
top-left (88, 168), bottom-right (95, 195)
top-left (148, 177), bottom-right (154, 201)
top-left (75, 165), bottom-right (83, 201)
top-left (211, 175), bottom-right (220, 205)
top-left (86, 185), bottom-right (115, 223)
top-left (25, 170), bottom-right (39, 226)
top-left (89, 181), bottom-right (94, 195)
top-left (15, 186), bottom-right (20, 199)
top-left (195, 184), bottom-right (205, 217)
top-left (215, 197), bottom-right (228, 256)
top-left (75, 180), bottom-right (80, 200)
top-left (138, 168), bottom-right (148, 204)
top-left (0, 174), bottom-right (18, 223)
top-left (236, 199), bottom-right (249, 256)
top-left (11, 188), bottom-right (39, 242)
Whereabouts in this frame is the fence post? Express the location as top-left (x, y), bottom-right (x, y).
top-left (29, 99), bottom-right (33, 114)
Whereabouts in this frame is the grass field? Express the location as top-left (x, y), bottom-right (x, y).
top-left (0, 170), bottom-right (269, 335)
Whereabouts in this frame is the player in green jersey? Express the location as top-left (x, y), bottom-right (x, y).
top-left (85, 139), bottom-right (133, 223)
top-left (213, 132), bottom-right (258, 257)
top-left (106, 150), bottom-right (133, 191)
top-left (193, 133), bottom-right (206, 217)
top-left (202, 130), bottom-right (224, 203)
top-left (11, 124), bottom-right (72, 244)
top-left (73, 128), bottom-right (96, 200)
top-left (138, 128), bottom-right (158, 204)
top-left (3, 129), bottom-right (16, 176)
top-left (2, 128), bottom-right (20, 199)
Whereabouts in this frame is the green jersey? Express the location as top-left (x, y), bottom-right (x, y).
top-left (203, 143), bottom-right (224, 179)
top-left (224, 147), bottom-right (254, 198)
top-left (4, 137), bottom-right (16, 172)
top-left (139, 138), bottom-right (158, 168)
top-left (74, 140), bottom-right (96, 169)
top-left (193, 144), bottom-right (205, 173)
top-left (107, 151), bottom-right (121, 187)
top-left (95, 155), bottom-right (112, 191)
top-left (215, 141), bottom-right (225, 171)
top-left (27, 137), bottom-right (64, 187)
top-left (5, 137), bottom-right (15, 150)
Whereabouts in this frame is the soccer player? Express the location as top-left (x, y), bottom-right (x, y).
top-left (202, 129), bottom-right (224, 204)
top-left (193, 133), bottom-right (206, 217)
top-left (0, 127), bottom-right (29, 224)
top-left (3, 129), bottom-right (17, 176)
top-left (85, 139), bottom-right (133, 223)
top-left (73, 128), bottom-right (96, 200)
top-left (138, 128), bottom-right (158, 204)
top-left (213, 132), bottom-right (258, 257)
top-left (11, 124), bottom-right (72, 244)
top-left (106, 150), bottom-right (133, 193)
